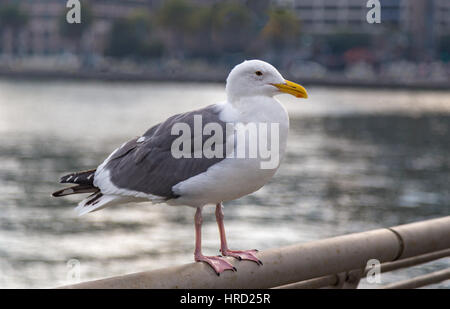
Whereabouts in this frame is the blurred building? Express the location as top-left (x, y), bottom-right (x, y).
top-left (273, 0), bottom-right (449, 33)
top-left (0, 0), bottom-right (449, 60)
top-left (406, 0), bottom-right (450, 59)
top-left (435, 0), bottom-right (450, 36)
top-left (272, 0), bottom-right (450, 59)
top-left (272, 0), bottom-right (405, 34)
top-left (1, 0), bottom-right (161, 55)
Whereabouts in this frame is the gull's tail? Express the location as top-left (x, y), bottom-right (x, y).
top-left (74, 193), bottom-right (129, 216)
top-left (52, 169), bottom-right (98, 197)
top-left (52, 168), bottom-right (127, 216)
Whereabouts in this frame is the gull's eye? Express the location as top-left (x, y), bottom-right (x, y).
top-left (255, 71), bottom-right (263, 76)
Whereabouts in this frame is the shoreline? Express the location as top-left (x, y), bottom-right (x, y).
top-left (0, 69), bottom-right (449, 91)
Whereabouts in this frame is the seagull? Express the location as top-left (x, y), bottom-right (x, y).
top-left (52, 59), bottom-right (307, 275)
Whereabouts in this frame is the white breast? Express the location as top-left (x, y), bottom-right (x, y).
top-left (170, 97), bottom-right (289, 207)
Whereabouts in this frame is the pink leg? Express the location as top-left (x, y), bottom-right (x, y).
top-left (194, 207), bottom-right (236, 276)
top-left (215, 203), bottom-right (263, 265)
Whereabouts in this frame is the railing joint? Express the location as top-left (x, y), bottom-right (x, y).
top-left (387, 227), bottom-right (405, 261)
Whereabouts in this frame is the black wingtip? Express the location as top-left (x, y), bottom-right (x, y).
top-left (59, 169), bottom-right (97, 187)
top-left (59, 174), bottom-right (71, 183)
top-left (51, 184), bottom-right (98, 198)
top-left (52, 188), bottom-right (65, 197)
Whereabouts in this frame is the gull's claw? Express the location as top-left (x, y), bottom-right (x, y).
top-left (221, 249), bottom-right (262, 265)
top-left (195, 255), bottom-right (237, 275)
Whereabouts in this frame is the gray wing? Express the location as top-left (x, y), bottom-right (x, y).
top-left (103, 104), bottom-right (228, 199)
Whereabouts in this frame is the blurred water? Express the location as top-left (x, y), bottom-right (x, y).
top-left (0, 79), bottom-right (449, 289)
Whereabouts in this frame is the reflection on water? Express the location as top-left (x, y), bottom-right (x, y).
top-left (0, 80), bottom-right (449, 288)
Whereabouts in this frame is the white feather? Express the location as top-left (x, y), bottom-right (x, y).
top-left (170, 95), bottom-right (289, 207)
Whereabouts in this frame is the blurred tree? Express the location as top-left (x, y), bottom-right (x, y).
top-left (211, 1), bottom-right (253, 53)
top-left (438, 35), bottom-right (450, 62)
top-left (158, 0), bottom-right (193, 31)
top-left (106, 19), bottom-right (132, 58)
top-left (106, 10), bottom-right (163, 59)
top-left (325, 32), bottom-right (371, 54)
top-left (157, 0), bottom-right (195, 57)
top-left (59, 3), bottom-right (93, 53)
top-left (246, 0), bottom-right (271, 16)
top-left (0, 3), bottom-right (29, 54)
top-left (261, 8), bottom-right (300, 49)
top-left (313, 32), bottom-right (372, 69)
top-left (184, 6), bottom-right (215, 58)
top-left (0, 4), bottom-right (28, 29)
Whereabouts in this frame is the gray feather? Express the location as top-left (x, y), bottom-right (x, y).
top-left (104, 104), bottom-right (229, 198)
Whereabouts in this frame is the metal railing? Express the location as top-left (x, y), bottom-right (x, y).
top-left (60, 216), bottom-right (450, 289)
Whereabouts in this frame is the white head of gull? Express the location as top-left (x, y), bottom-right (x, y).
top-left (53, 59), bottom-right (308, 276)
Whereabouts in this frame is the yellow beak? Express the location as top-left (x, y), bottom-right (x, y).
top-left (272, 80), bottom-right (308, 99)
